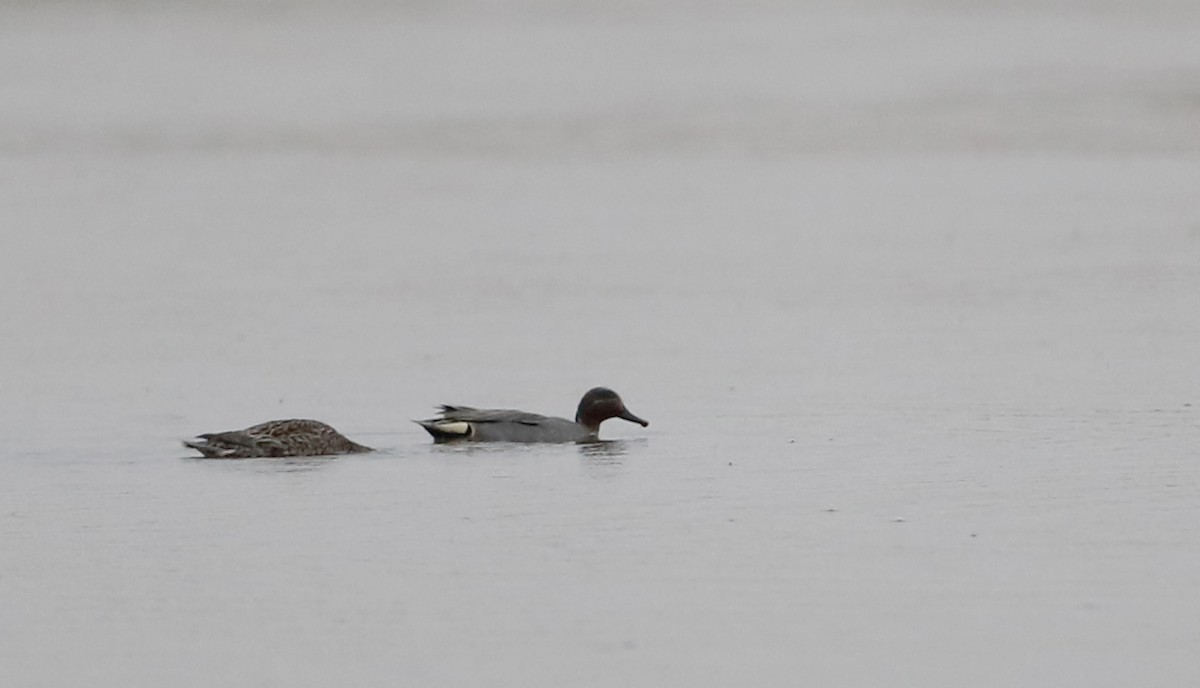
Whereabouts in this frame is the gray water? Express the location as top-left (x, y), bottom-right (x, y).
top-left (2, 1), bottom-right (1199, 686)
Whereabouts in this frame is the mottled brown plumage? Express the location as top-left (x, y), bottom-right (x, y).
top-left (183, 419), bottom-right (372, 458)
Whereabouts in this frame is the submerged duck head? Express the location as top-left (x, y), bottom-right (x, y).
top-left (575, 387), bottom-right (649, 433)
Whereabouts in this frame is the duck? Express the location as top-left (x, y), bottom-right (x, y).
top-left (183, 419), bottom-right (372, 458)
top-left (416, 387), bottom-right (648, 443)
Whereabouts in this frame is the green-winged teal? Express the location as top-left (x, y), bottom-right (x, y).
top-left (184, 419), bottom-right (372, 458)
top-left (416, 387), bottom-right (648, 443)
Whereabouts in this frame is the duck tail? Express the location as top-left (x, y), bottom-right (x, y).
top-left (182, 435), bottom-right (238, 458)
top-left (414, 419), bottom-right (472, 442)
top-left (182, 430), bottom-right (265, 458)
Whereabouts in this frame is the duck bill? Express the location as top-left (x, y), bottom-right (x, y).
top-left (618, 408), bottom-right (649, 427)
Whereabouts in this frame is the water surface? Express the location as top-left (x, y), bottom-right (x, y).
top-left (2, 1), bottom-right (1199, 686)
